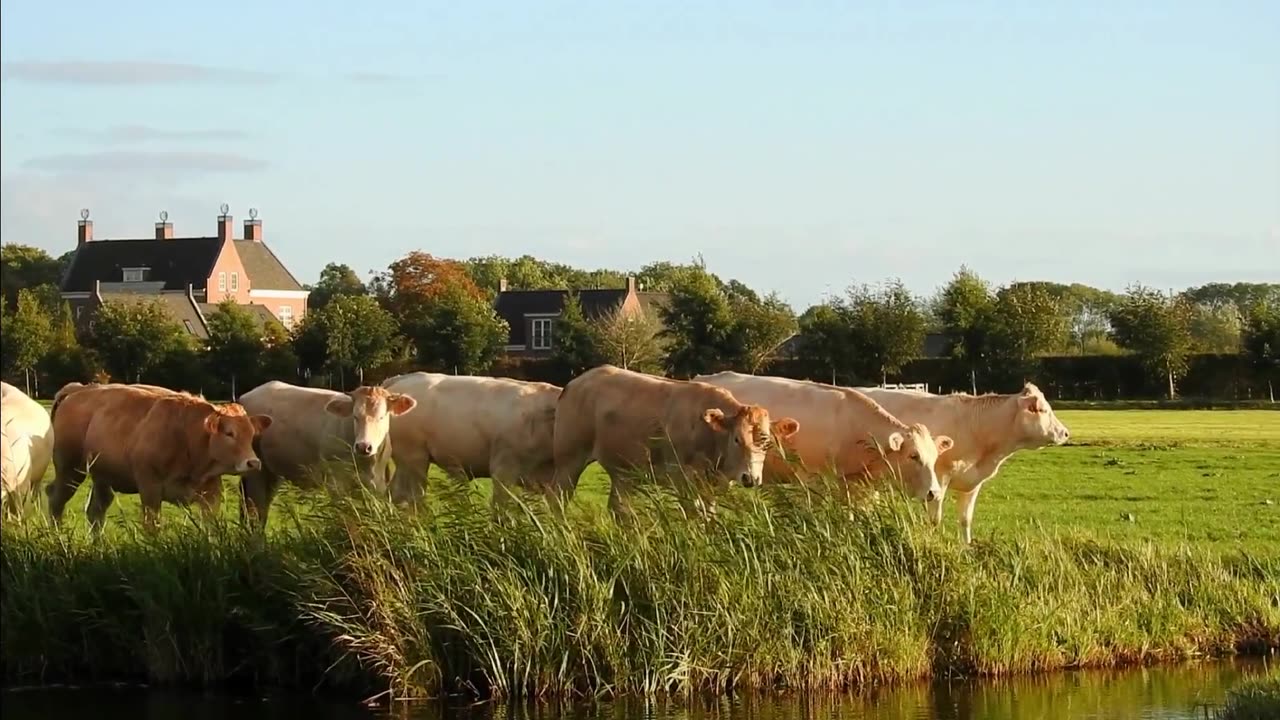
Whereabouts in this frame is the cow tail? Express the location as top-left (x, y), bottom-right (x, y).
top-left (49, 383), bottom-right (84, 421)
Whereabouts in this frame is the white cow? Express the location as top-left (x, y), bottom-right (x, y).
top-left (236, 380), bottom-right (417, 526)
top-left (694, 371), bottom-right (951, 503)
top-left (856, 382), bottom-right (1070, 543)
top-left (380, 372), bottom-right (562, 508)
top-left (1, 381), bottom-right (55, 518)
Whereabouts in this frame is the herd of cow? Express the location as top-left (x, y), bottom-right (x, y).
top-left (0, 364), bottom-right (1071, 543)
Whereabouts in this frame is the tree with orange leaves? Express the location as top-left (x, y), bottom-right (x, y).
top-left (374, 251), bottom-right (485, 317)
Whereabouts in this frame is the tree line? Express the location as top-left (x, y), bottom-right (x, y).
top-left (2, 243), bottom-right (1277, 399)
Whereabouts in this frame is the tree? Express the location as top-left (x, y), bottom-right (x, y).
top-left (37, 295), bottom-right (97, 391)
top-left (550, 292), bottom-right (601, 377)
top-left (307, 263), bottom-right (367, 310)
top-left (87, 300), bottom-right (192, 383)
top-left (729, 291), bottom-right (796, 372)
top-left (1109, 285), bottom-right (1196, 398)
top-left (660, 267), bottom-right (737, 377)
top-left (986, 282), bottom-right (1071, 369)
top-left (1241, 298), bottom-right (1280, 401)
top-left (934, 266), bottom-right (997, 387)
top-left (1187, 301), bottom-right (1243, 354)
top-left (593, 304), bottom-right (668, 373)
top-left (205, 300), bottom-right (268, 397)
top-left (374, 251), bottom-right (486, 316)
top-left (0, 289), bottom-right (53, 393)
top-left (296, 294), bottom-right (400, 387)
top-left (797, 302), bottom-right (852, 382)
top-left (1, 244), bottom-right (64, 308)
top-left (843, 280), bottom-right (927, 384)
top-left (408, 283), bottom-right (508, 375)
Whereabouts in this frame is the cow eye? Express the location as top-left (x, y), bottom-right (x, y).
top-left (909, 452), bottom-right (920, 461)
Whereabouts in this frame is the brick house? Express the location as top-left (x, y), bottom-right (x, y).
top-left (493, 276), bottom-right (669, 356)
top-left (59, 209), bottom-right (309, 338)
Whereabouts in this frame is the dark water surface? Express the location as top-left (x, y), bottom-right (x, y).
top-left (2, 658), bottom-right (1272, 720)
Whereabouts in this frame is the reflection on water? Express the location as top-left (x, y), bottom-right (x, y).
top-left (2, 658), bottom-right (1272, 720)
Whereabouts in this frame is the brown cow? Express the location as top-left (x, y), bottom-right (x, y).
top-left (551, 365), bottom-right (800, 519)
top-left (47, 384), bottom-right (272, 532)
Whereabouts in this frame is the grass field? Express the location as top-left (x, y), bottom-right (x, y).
top-left (18, 409), bottom-right (1280, 548)
top-left (3, 409), bottom-right (1278, 700)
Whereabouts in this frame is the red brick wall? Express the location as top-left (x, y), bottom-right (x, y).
top-left (205, 241), bottom-right (250, 304)
top-left (250, 295), bottom-right (307, 330)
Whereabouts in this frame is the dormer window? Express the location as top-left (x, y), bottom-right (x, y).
top-left (122, 267), bottom-right (146, 283)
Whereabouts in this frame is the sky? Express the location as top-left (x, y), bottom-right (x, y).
top-left (1, 0), bottom-right (1277, 309)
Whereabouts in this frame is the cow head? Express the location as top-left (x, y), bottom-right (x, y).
top-left (1013, 383), bottom-right (1070, 448)
top-left (325, 386), bottom-right (417, 459)
top-left (862, 423), bottom-right (953, 502)
top-left (202, 405), bottom-right (273, 474)
top-left (703, 404), bottom-right (801, 487)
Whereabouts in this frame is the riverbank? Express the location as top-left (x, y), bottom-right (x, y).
top-left (3, 482), bottom-right (1277, 701)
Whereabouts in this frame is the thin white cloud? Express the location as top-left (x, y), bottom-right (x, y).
top-left (23, 151), bottom-right (267, 174)
top-left (1, 61), bottom-right (277, 86)
top-left (56, 125), bottom-right (250, 144)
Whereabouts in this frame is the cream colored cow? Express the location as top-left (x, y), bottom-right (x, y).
top-left (237, 380), bottom-right (417, 527)
top-left (552, 365), bottom-right (800, 519)
top-left (1, 382), bottom-right (54, 519)
top-left (694, 371), bottom-right (952, 503)
top-left (856, 383), bottom-right (1070, 543)
top-left (381, 372), bottom-right (562, 508)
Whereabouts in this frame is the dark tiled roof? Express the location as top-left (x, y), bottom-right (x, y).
top-left (62, 237), bottom-right (223, 292)
top-left (200, 301), bottom-right (281, 329)
top-left (495, 289), bottom-right (628, 346)
top-left (100, 291), bottom-right (209, 339)
top-left (233, 240), bottom-right (304, 292)
top-left (637, 291), bottom-right (671, 316)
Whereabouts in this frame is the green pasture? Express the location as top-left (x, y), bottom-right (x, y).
top-left (15, 408), bottom-right (1279, 549)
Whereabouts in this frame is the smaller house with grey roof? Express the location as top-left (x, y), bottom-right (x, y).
top-left (59, 208), bottom-right (309, 339)
top-left (493, 276), bottom-right (669, 356)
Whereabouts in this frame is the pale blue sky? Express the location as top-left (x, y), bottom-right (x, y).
top-left (2, 1), bottom-right (1277, 308)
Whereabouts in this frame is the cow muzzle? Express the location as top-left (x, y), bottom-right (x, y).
top-left (354, 441), bottom-right (375, 457)
top-left (238, 458), bottom-right (262, 472)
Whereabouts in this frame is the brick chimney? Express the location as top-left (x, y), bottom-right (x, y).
top-left (155, 211), bottom-right (174, 240)
top-left (216, 204), bottom-right (233, 242)
top-left (77, 209), bottom-right (93, 246)
top-left (244, 207), bottom-right (262, 242)
top-left (625, 275), bottom-right (637, 294)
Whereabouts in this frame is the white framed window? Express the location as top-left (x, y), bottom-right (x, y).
top-left (531, 318), bottom-right (553, 350)
top-left (218, 272), bottom-right (227, 292)
top-left (122, 267), bottom-right (145, 282)
top-left (230, 272), bottom-right (239, 291)
top-left (183, 320), bottom-right (195, 334)
top-left (279, 305), bottom-right (293, 328)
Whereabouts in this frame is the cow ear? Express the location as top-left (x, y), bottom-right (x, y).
top-left (703, 408), bottom-right (727, 432)
top-left (387, 393), bottom-right (417, 416)
top-left (325, 395), bottom-right (355, 417)
top-left (250, 414), bottom-right (273, 433)
top-left (1021, 394), bottom-right (1045, 413)
top-left (886, 432), bottom-right (905, 452)
top-left (203, 412), bottom-right (222, 435)
top-left (935, 435), bottom-right (954, 454)
top-left (771, 417), bottom-right (800, 440)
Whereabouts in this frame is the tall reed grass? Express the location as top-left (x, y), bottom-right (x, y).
top-left (2, 477), bottom-right (1277, 702)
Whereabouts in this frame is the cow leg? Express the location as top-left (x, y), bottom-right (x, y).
top-left (389, 447), bottom-right (431, 507)
top-left (46, 458), bottom-right (87, 525)
top-left (927, 481), bottom-right (949, 526)
top-left (195, 477), bottom-right (224, 523)
top-left (488, 457), bottom-right (520, 513)
top-left (138, 484), bottom-right (163, 534)
top-left (549, 448), bottom-right (592, 518)
top-left (240, 469), bottom-right (281, 531)
top-left (600, 463), bottom-right (638, 523)
top-left (953, 486), bottom-right (983, 544)
top-left (84, 479), bottom-right (116, 534)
